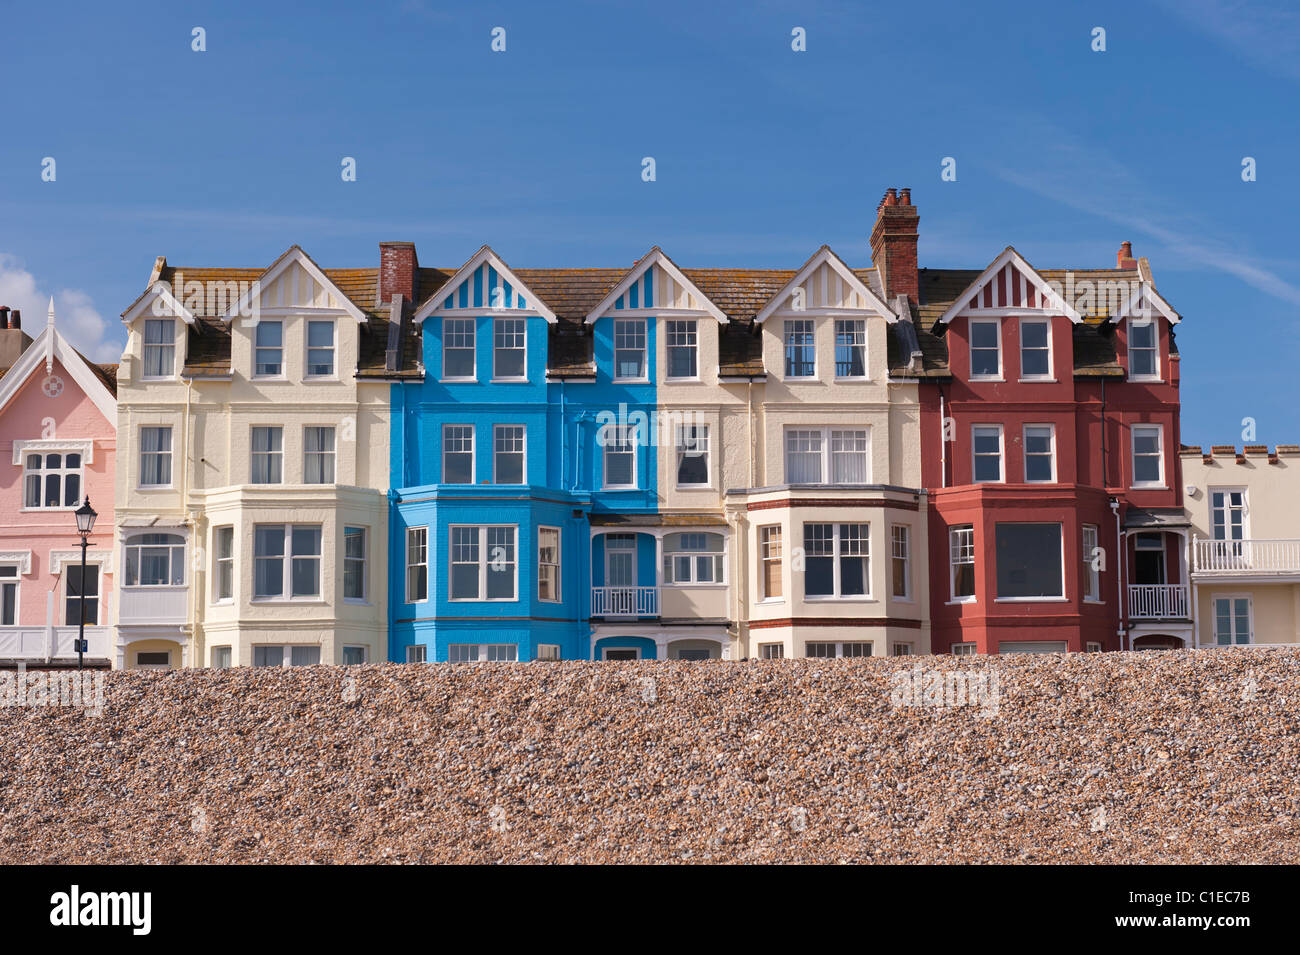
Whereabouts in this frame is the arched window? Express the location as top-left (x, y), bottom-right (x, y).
top-left (663, 532), bottom-right (724, 584)
top-left (124, 533), bottom-right (185, 587)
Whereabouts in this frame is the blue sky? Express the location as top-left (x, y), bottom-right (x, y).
top-left (1, 0), bottom-right (1296, 445)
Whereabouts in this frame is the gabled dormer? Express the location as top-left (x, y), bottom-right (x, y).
top-left (220, 246), bottom-right (367, 384)
top-left (120, 266), bottom-right (196, 383)
top-left (1111, 270), bottom-right (1181, 385)
top-left (755, 245), bottom-right (897, 384)
top-left (934, 246), bottom-right (1082, 385)
top-left (412, 246), bottom-right (555, 385)
top-left (584, 247), bottom-right (726, 385)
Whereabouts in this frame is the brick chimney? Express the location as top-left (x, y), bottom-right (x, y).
top-left (379, 241), bottom-right (419, 305)
top-left (870, 187), bottom-right (920, 304)
top-left (0, 307), bottom-right (31, 369)
top-left (1117, 241), bottom-right (1137, 269)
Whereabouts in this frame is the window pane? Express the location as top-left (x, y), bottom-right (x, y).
top-left (254, 646), bottom-right (284, 667)
top-left (290, 646), bottom-right (321, 666)
top-left (995, 523), bottom-right (1063, 598)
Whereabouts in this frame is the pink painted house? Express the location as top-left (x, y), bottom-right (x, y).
top-left (0, 302), bottom-right (117, 667)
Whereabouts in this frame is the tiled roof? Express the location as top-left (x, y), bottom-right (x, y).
top-left (148, 257), bottom-right (1168, 382)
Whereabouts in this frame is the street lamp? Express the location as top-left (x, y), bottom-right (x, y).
top-left (74, 497), bottom-right (97, 670)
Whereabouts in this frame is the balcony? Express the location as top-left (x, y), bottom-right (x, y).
top-left (1192, 538), bottom-right (1300, 576)
top-left (591, 586), bottom-right (659, 618)
top-left (1128, 584), bottom-right (1189, 620)
top-left (0, 626), bottom-right (112, 662)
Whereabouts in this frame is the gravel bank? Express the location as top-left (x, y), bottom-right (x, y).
top-left (2, 649), bottom-right (1298, 864)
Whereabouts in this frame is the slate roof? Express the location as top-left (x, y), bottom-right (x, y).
top-left (146, 254), bottom-right (1173, 382)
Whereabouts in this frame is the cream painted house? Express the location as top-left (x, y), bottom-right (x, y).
top-left (114, 246), bottom-right (398, 669)
top-left (1182, 443), bottom-right (1300, 647)
top-left (723, 247), bottom-right (930, 659)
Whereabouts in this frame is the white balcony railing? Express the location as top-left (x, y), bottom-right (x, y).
top-left (591, 586), bottom-right (659, 617)
top-left (0, 626), bottom-right (112, 661)
top-left (1128, 584), bottom-right (1190, 619)
top-left (1192, 538), bottom-right (1300, 575)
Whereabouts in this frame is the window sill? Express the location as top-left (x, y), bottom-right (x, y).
top-left (20, 506), bottom-right (78, 513)
top-left (250, 598), bottom-right (326, 605)
top-left (833, 377), bottom-right (874, 384)
top-left (969, 376), bottom-right (1004, 383)
top-left (994, 596), bottom-right (1068, 603)
top-left (1131, 484), bottom-right (1168, 491)
top-left (946, 598), bottom-right (977, 605)
top-left (804, 596), bottom-right (877, 603)
top-left (136, 485), bottom-right (175, 491)
top-left (448, 598), bottom-right (520, 603)
top-left (663, 583), bottom-right (728, 590)
top-left (664, 378), bottom-right (702, 384)
top-left (613, 378), bottom-right (650, 384)
top-left (1018, 377), bottom-right (1057, 383)
top-left (439, 378), bottom-right (478, 384)
top-left (1083, 598), bottom-right (1106, 604)
top-left (304, 376), bottom-right (340, 383)
top-left (675, 484), bottom-right (714, 492)
top-left (489, 378), bottom-right (530, 384)
top-left (1127, 376), bottom-right (1163, 384)
top-left (758, 598), bottom-right (786, 605)
top-left (342, 599), bottom-right (372, 607)
top-left (601, 486), bottom-right (640, 492)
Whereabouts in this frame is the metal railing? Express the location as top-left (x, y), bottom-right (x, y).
top-left (1192, 538), bottom-right (1300, 574)
top-left (1128, 584), bottom-right (1189, 619)
top-left (591, 586), bottom-right (659, 617)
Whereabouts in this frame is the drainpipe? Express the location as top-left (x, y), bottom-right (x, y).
top-left (1111, 498), bottom-right (1124, 650)
top-left (747, 378), bottom-right (754, 487)
top-left (183, 375), bottom-right (199, 667)
top-left (939, 390), bottom-right (947, 488)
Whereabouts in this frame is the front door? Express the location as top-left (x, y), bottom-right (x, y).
top-left (1133, 533), bottom-right (1165, 585)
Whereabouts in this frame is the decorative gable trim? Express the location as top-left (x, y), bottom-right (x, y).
top-left (121, 283), bottom-right (196, 326)
top-left (220, 246), bottom-right (367, 324)
top-left (936, 247), bottom-right (1083, 325)
top-left (755, 245), bottom-right (896, 323)
top-left (0, 320), bottom-right (117, 426)
top-left (1112, 282), bottom-right (1181, 324)
top-left (413, 246), bottom-right (557, 324)
top-left (584, 247), bottom-right (728, 324)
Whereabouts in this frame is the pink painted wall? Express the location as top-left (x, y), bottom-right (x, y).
top-left (0, 356), bottom-right (115, 627)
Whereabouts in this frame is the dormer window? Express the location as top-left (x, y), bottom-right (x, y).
top-left (834, 319), bottom-right (867, 378)
top-left (1019, 319), bottom-right (1051, 379)
top-left (493, 318), bottom-right (526, 380)
top-left (255, 322), bottom-right (284, 377)
top-left (1128, 318), bottom-right (1158, 380)
top-left (142, 319), bottom-right (176, 378)
top-left (783, 320), bottom-right (816, 378)
top-left (614, 319), bottom-right (647, 380)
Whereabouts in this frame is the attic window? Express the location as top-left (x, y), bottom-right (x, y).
top-left (142, 319), bottom-right (176, 378)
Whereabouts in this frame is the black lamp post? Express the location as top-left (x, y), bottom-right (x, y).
top-left (74, 497), bottom-right (97, 670)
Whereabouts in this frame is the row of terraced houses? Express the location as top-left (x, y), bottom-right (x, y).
top-left (3, 188), bottom-right (1299, 669)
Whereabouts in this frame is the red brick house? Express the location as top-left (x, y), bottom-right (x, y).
top-left (877, 189), bottom-right (1188, 653)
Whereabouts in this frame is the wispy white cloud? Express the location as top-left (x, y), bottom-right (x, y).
top-left (0, 254), bottom-right (124, 363)
top-left (1153, 0), bottom-right (1300, 82)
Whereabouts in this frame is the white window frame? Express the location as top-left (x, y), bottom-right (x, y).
top-left (303, 425), bottom-right (336, 485)
top-left (442, 424), bottom-right (475, 484)
top-left (783, 319), bottom-right (816, 379)
top-left (492, 424), bottom-right (526, 485)
top-left (784, 426), bottom-right (871, 485)
top-left (758, 643), bottom-right (785, 659)
top-left (211, 646), bottom-right (233, 668)
top-left (406, 526), bottom-right (428, 603)
top-left (759, 525), bottom-right (783, 602)
top-left (449, 525), bottom-right (519, 602)
top-left (304, 319), bottom-right (337, 379)
top-left (890, 524), bottom-right (912, 600)
top-left (1023, 423), bottom-right (1056, 484)
top-left (1127, 317), bottom-right (1160, 381)
top-left (1082, 524), bottom-right (1101, 602)
top-left (253, 320), bottom-right (285, 378)
top-left (602, 423), bottom-right (638, 490)
top-left (950, 525), bottom-right (976, 603)
top-left (0, 564), bottom-right (20, 626)
top-left (662, 532), bottom-right (725, 586)
top-left (252, 645), bottom-right (323, 667)
top-left (1131, 424), bottom-right (1165, 488)
top-left (802, 522), bottom-right (871, 600)
top-left (952, 642), bottom-right (977, 656)
top-left (535, 644), bottom-right (561, 661)
top-left (123, 532), bottom-right (186, 587)
top-left (972, 424), bottom-right (1004, 484)
top-left (492, 317), bottom-right (527, 381)
top-left (449, 643), bottom-right (519, 663)
top-left (343, 525), bottom-right (368, 603)
top-left (142, 318), bottom-right (177, 380)
top-left (968, 318), bottom-right (1002, 381)
top-left (21, 447), bottom-right (85, 510)
top-left (213, 525), bottom-right (234, 603)
top-left (1212, 594), bottom-right (1253, 646)
top-left (834, 318), bottom-right (868, 379)
top-left (250, 425), bottom-right (284, 485)
top-left (139, 426), bottom-right (174, 488)
top-left (665, 319), bottom-right (699, 381)
top-left (613, 318), bottom-right (648, 382)
top-left (406, 644), bottom-right (428, 663)
top-left (442, 317), bottom-right (477, 381)
top-left (252, 524), bottom-right (322, 601)
top-left (674, 423), bottom-right (711, 489)
top-left (805, 641), bottom-right (873, 658)
top-left (1209, 487), bottom-right (1249, 543)
top-left (1018, 318), bottom-right (1052, 381)
top-left (1085, 641), bottom-right (1103, 653)
top-left (538, 526), bottom-right (561, 603)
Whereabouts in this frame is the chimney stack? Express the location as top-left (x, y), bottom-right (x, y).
top-left (1117, 241), bottom-right (1137, 269)
top-left (0, 307), bottom-right (32, 367)
top-left (870, 187), bottom-right (920, 304)
top-left (379, 242), bottom-right (419, 305)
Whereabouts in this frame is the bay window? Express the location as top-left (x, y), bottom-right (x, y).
top-left (804, 523), bottom-right (869, 598)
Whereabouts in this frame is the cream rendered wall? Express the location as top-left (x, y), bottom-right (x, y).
top-left (1182, 448), bottom-right (1300, 646)
top-left (116, 268), bottom-right (390, 669)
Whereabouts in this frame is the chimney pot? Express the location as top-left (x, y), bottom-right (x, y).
top-left (0, 307), bottom-right (9, 329)
top-left (1117, 241), bottom-right (1136, 269)
top-left (10, 309), bottom-right (20, 330)
top-left (899, 187), bottom-right (911, 205)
